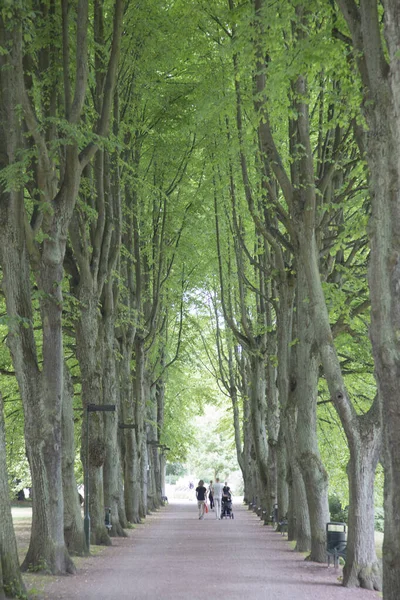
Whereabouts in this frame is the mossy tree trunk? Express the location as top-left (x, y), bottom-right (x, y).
top-left (0, 394), bottom-right (26, 599)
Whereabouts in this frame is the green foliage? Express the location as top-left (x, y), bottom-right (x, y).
top-left (329, 493), bottom-right (348, 524)
top-left (374, 507), bottom-right (384, 533)
top-left (186, 406), bottom-right (239, 482)
top-left (0, 0), bottom-right (385, 552)
top-left (165, 462), bottom-right (187, 484)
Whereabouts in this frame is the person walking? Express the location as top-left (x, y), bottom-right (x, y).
top-left (212, 478), bottom-right (224, 520)
top-left (223, 482), bottom-right (231, 499)
top-left (208, 480), bottom-right (214, 510)
top-left (195, 480), bottom-right (207, 519)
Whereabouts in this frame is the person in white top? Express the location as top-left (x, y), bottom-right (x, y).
top-left (212, 478), bottom-right (224, 520)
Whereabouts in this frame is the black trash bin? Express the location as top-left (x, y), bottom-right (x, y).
top-left (326, 522), bottom-right (346, 567)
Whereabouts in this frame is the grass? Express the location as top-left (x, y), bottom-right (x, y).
top-left (11, 502), bottom-right (108, 599)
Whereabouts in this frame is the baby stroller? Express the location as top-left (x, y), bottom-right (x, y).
top-left (221, 494), bottom-right (234, 519)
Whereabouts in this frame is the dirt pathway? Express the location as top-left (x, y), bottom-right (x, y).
top-left (41, 501), bottom-right (380, 600)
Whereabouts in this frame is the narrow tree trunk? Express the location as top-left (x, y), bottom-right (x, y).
top-left (0, 394), bottom-right (26, 598)
top-left (265, 330), bottom-right (279, 516)
top-left (140, 438), bottom-right (149, 518)
top-left (156, 379), bottom-right (166, 502)
top-left (76, 296), bottom-right (111, 546)
top-left (291, 463), bottom-right (310, 552)
top-left (249, 351), bottom-right (269, 508)
top-left (146, 383), bottom-right (160, 511)
top-left (242, 393), bottom-right (256, 504)
top-left (102, 284), bottom-right (126, 538)
top-left (295, 265), bottom-right (329, 563)
top-left (284, 396), bottom-right (311, 551)
top-left (133, 337), bottom-right (147, 519)
top-left (276, 428), bottom-right (289, 521)
top-left (343, 402), bottom-right (381, 589)
top-left (115, 359), bottom-right (129, 529)
top-left (123, 429), bottom-right (141, 523)
top-left (62, 365), bottom-right (86, 555)
top-left (275, 272), bottom-right (294, 522)
top-left (120, 340), bottom-right (141, 523)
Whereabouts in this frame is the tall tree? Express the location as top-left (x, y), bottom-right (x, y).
top-left (334, 2), bottom-right (400, 597)
top-left (0, 0), bottom-right (123, 571)
top-left (248, 0), bottom-right (381, 586)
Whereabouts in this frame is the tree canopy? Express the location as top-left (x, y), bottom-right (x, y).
top-left (1, 0), bottom-right (400, 598)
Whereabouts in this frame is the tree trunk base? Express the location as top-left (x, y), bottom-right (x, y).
top-left (110, 522), bottom-right (128, 537)
top-left (343, 561), bottom-right (382, 591)
top-left (64, 528), bottom-right (86, 556)
top-left (21, 547), bottom-right (76, 575)
top-left (92, 525), bottom-right (112, 547)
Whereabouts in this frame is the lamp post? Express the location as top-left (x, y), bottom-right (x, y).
top-left (84, 403), bottom-right (116, 553)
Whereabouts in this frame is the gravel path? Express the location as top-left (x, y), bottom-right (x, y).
top-left (42, 501), bottom-right (380, 600)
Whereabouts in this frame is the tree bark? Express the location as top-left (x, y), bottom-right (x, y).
top-left (133, 337), bottom-right (148, 519)
top-left (75, 294), bottom-right (111, 546)
top-left (299, 230), bottom-right (381, 589)
top-left (284, 371), bottom-right (311, 551)
top-left (334, 1), bottom-right (398, 594)
top-left (0, 0), bottom-right (123, 571)
top-left (0, 394), bottom-right (26, 599)
top-left (0, 23), bottom-right (75, 572)
top-left (344, 405), bottom-right (381, 588)
top-left (295, 264), bottom-right (330, 562)
top-left (119, 341), bottom-right (141, 523)
top-left (62, 365), bottom-right (86, 555)
top-left (102, 282), bottom-right (126, 537)
top-left (249, 352), bottom-right (270, 509)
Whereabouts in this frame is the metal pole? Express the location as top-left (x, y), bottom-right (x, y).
top-left (84, 408), bottom-right (90, 552)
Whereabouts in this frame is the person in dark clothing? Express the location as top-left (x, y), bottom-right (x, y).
top-left (196, 480), bottom-right (207, 519)
top-left (208, 480), bottom-right (214, 510)
top-left (223, 482), bottom-right (231, 499)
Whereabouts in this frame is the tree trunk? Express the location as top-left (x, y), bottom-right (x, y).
top-left (344, 434), bottom-right (381, 588)
top-left (156, 379), bottom-right (166, 501)
top-left (76, 294), bottom-right (111, 546)
top-left (299, 230), bottom-right (381, 588)
top-left (362, 65), bottom-right (400, 600)
top-left (290, 463), bottom-right (311, 552)
top-left (119, 340), bottom-right (141, 523)
top-left (295, 265), bottom-right (329, 563)
top-left (133, 337), bottom-right (148, 519)
top-left (146, 383), bottom-right (160, 511)
top-left (276, 428), bottom-right (289, 521)
top-left (0, 22), bottom-right (75, 574)
top-left (284, 389), bottom-right (311, 551)
top-left (242, 390), bottom-right (256, 505)
top-left (102, 283), bottom-right (126, 537)
top-left (265, 328), bottom-right (279, 516)
top-left (249, 351), bottom-right (269, 508)
top-left (140, 438), bottom-right (149, 518)
top-left (0, 394), bottom-right (26, 598)
top-left (62, 365), bottom-right (86, 555)
top-left (275, 272), bottom-right (294, 522)
top-left (332, 2), bottom-right (399, 594)
top-left (115, 359), bottom-right (129, 529)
